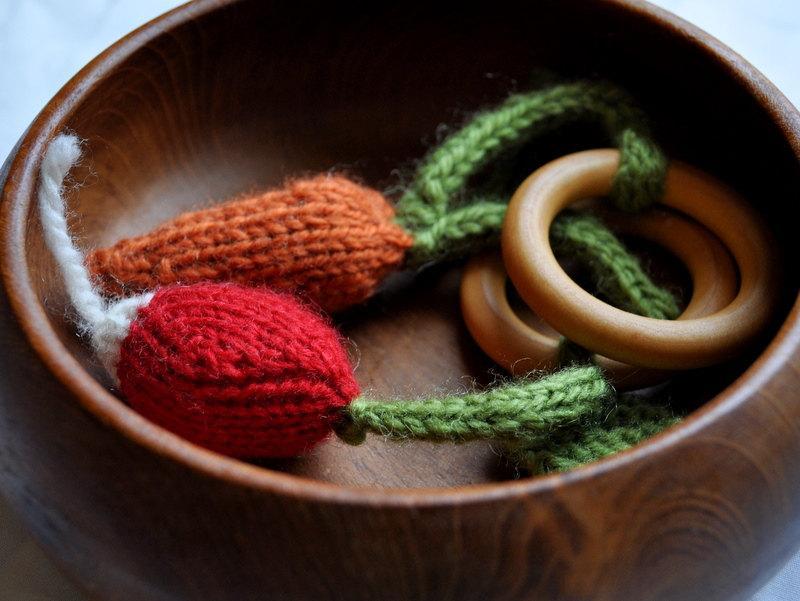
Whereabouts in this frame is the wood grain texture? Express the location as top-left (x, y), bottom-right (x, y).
top-left (0, 495), bottom-right (84, 601)
top-left (461, 203), bottom-right (739, 388)
top-left (0, 0), bottom-right (798, 599)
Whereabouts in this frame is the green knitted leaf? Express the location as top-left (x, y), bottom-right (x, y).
top-left (506, 400), bottom-right (681, 473)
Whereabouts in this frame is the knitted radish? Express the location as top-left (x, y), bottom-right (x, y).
top-left (38, 134), bottom-right (613, 463)
top-left (39, 135), bottom-right (359, 457)
top-left (116, 284), bottom-right (359, 457)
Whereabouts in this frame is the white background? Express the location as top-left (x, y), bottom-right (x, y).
top-left (0, 1), bottom-right (797, 599)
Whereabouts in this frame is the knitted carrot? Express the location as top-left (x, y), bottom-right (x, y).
top-left (87, 176), bottom-right (413, 312)
top-left (86, 81), bottom-right (675, 320)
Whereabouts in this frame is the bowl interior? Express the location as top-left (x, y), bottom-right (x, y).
top-left (16, 0), bottom-right (800, 488)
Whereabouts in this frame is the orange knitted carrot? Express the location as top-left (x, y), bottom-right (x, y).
top-left (87, 175), bottom-right (413, 312)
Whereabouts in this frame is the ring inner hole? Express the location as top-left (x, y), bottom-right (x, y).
top-left (612, 234), bottom-right (693, 311)
top-left (506, 226), bottom-right (693, 330)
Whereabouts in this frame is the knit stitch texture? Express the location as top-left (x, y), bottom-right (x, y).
top-left (40, 133), bottom-right (678, 466)
top-left (336, 365), bottom-right (611, 444)
top-left (506, 399), bottom-right (680, 473)
top-left (117, 283), bottom-right (360, 457)
top-left (88, 175), bottom-right (413, 312)
top-left (551, 212), bottom-right (681, 320)
top-left (410, 199), bottom-right (681, 321)
top-left (396, 81), bottom-right (667, 266)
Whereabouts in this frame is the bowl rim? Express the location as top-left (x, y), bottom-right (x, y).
top-left (2, 0), bottom-right (799, 507)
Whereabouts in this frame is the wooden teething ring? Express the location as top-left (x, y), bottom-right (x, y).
top-left (461, 205), bottom-right (738, 389)
top-left (501, 149), bottom-right (778, 370)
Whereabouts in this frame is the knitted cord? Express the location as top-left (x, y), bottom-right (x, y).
top-left (38, 134), bottom-right (153, 378)
top-left (408, 198), bottom-right (507, 260)
top-left (551, 212), bottom-right (681, 320)
top-left (396, 81), bottom-right (666, 266)
top-left (411, 194), bottom-right (679, 321)
top-left (388, 82), bottom-right (679, 467)
top-left (524, 211), bottom-right (682, 463)
top-left (335, 365), bottom-right (611, 445)
top-left (506, 400), bottom-right (680, 473)
top-left (38, 135), bottom-right (106, 331)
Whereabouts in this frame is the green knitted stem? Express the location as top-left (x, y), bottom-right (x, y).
top-left (551, 213), bottom-right (681, 320)
top-left (335, 365), bottom-right (611, 445)
top-left (410, 198), bottom-right (679, 321)
top-left (506, 401), bottom-right (680, 473)
top-left (347, 81), bottom-right (682, 471)
top-left (396, 81), bottom-right (667, 266)
top-left (409, 198), bottom-right (507, 261)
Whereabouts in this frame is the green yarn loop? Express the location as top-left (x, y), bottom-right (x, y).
top-left (408, 198), bottom-right (507, 261)
top-left (346, 80), bottom-right (683, 472)
top-left (551, 213), bottom-right (681, 320)
top-left (335, 365), bottom-right (611, 445)
top-left (407, 198), bottom-right (680, 321)
top-left (505, 400), bottom-right (680, 473)
top-left (396, 81), bottom-right (667, 266)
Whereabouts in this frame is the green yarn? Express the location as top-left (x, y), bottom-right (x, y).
top-left (506, 399), bottom-right (680, 473)
top-left (408, 198), bottom-right (680, 321)
top-left (335, 365), bottom-right (611, 445)
top-left (396, 81), bottom-right (667, 266)
top-left (611, 128), bottom-right (668, 212)
top-left (551, 212), bottom-right (681, 320)
top-left (408, 197), bottom-right (507, 262)
top-left (348, 80), bottom-right (683, 472)
top-left (335, 363), bottom-right (681, 475)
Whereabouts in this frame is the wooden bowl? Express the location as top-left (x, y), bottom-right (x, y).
top-left (1, 1), bottom-right (798, 599)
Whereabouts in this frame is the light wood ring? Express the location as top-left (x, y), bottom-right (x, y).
top-left (502, 149), bottom-right (779, 369)
top-left (461, 206), bottom-right (738, 389)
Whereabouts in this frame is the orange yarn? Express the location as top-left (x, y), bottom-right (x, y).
top-left (87, 175), bottom-right (413, 312)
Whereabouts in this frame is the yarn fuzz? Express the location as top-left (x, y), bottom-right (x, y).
top-left (87, 175), bottom-right (413, 312)
top-left (119, 283), bottom-right (359, 457)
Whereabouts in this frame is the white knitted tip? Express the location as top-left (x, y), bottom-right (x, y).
top-left (42, 134), bottom-right (82, 180)
top-left (93, 292), bottom-right (154, 384)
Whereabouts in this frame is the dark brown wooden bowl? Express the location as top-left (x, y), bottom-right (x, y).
top-left (1, 1), bottom-right (799, 599)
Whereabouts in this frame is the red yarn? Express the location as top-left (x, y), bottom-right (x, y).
top-left (117, 283), bottom-right (359, 458)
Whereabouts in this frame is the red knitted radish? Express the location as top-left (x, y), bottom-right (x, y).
top-left (118, 284), bottom-right (358, 457)
top-left (39, 135), bottom-right (359, 458)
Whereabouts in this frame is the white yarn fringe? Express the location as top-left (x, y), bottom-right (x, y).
top-left (38, 134), bottom-right (152, 382)
top-left (94, 291), bottom-right (153, 380)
